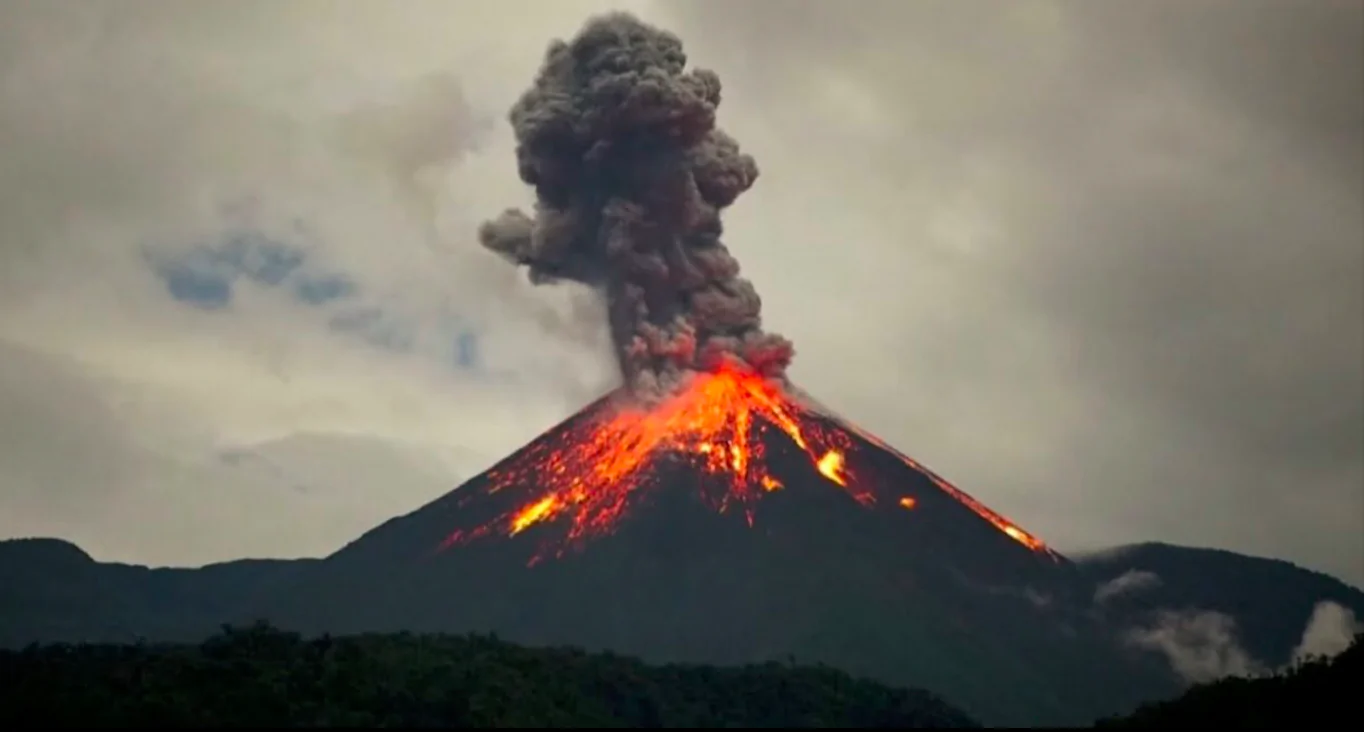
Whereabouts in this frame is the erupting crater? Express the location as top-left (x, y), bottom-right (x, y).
top-left (438, 369), bottom-right (1050, 565)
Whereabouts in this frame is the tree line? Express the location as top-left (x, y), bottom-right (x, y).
top-left (0, 621), bottom-right (976, 727)
top-left (3, 620), bottom-right (1356, 727)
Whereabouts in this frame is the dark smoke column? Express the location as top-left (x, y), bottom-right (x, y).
top-left (479, 13), bottom-right (794, 403)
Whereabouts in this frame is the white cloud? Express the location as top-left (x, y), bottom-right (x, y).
top-left (1125, 596), bottom-right (1361, 685)
top-left (1291, 601), bottom-right (1362, 664)
top-left (1126, 609), bottom-right (1266, 684)
top-left (1094, 569), bottom-right (1162, 604)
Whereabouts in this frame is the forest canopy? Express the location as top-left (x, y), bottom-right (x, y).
top-left (0, 622), bottom-right (977, 728)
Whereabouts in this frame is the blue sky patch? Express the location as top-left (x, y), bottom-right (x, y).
top-left (455, 330), bottom-right (479, 369)
top-left (328, 307), bottom-right (417, 353)
top-left (157, 260), bottom-right (234, 309)
top-left (144, 221), bottom-right (483, 374)
top-left (294, 273), bottom-right (358, 305)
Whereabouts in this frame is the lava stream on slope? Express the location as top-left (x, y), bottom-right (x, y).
top-left (438, 368), bottom-right (1050, 565)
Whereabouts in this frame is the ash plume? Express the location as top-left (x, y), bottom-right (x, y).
top-left (478, 13), bottom-right (793, 402)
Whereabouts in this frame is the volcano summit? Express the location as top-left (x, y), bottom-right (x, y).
top-left (437, 367), bottom-right (1052, 567)
top-left (259, 15), bottom-right (1178, 726)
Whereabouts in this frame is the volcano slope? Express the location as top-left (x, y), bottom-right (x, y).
top-left (259, 370), bottom-right (1177, 726)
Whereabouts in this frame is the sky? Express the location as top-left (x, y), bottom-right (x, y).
top-left (1, 0), bottom-right (1360, 585)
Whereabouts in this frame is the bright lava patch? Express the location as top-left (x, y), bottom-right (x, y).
top-left (439, 369), bottom-right (1050, 564)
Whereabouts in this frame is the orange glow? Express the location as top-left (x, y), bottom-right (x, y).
top-left (834, 420), bottom-right (1051, 554)
top-left (816, 450), bottom-right (848, 486)
top-left (511, 495), bottom-right (559, 535)
top-left (439, 368), bottom-right (1051, 563)
top-left (899, 496), bottom-right (917, 510)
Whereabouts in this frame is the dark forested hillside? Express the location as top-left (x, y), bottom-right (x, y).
top-left (8, 536), bottom-right (1361, 726)
top-left (0, 538), bottom-right (313, 648)
top-left (1096, 633), bottom-right (1362, 727)
top-left (4, 620), bottom-right (1357, 727)
top-left (1075, 542), bottom-right (1364, 668)
top-left (0, 622), bottom-right (979, 728)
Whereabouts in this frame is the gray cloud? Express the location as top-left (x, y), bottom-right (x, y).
top-left (661, 0), bottom-right (1363, 584)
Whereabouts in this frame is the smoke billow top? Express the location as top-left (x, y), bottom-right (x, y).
top-left (479, 13), bottom-right (793, 403)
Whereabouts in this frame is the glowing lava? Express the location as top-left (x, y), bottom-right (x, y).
top-left (816, 450), bottom-right (848, 486)
top-left (831, 419), bottom-right (1051, 553)
top-left (439, 368), bottom-right (1051, 563)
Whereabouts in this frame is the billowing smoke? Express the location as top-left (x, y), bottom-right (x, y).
top-left (478, 13), bottom-right (793, 402)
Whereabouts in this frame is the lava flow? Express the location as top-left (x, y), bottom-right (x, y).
top-left (438, 368), bottom-right (1050, 564)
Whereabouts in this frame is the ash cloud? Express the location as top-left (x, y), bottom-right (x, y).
top-left (478, 13), bottom-right (792, 402)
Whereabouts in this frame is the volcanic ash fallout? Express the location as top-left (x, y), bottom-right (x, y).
top-left (478, 12), bottom-right (792, 403)
top-left (460, 13), bottom-right (1053, 566)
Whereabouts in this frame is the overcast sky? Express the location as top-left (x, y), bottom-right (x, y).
top-left (1, 0), bottom-right (1360, 585)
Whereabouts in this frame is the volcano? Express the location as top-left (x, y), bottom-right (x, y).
top-left (251, 18), bottom-right (1184, 723)
top-left (259, 373), bottom-right (1178, 726)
